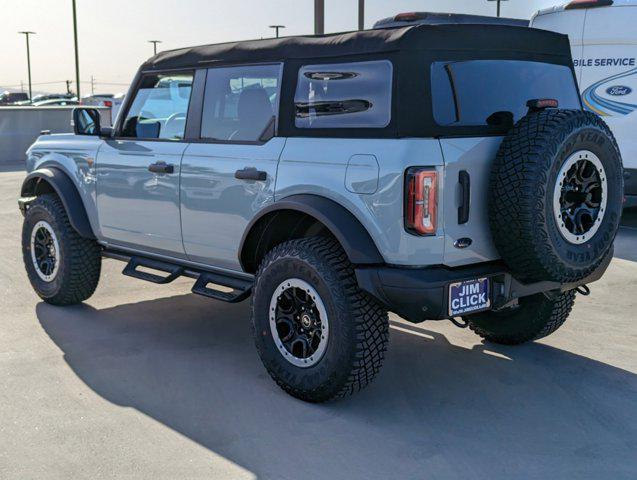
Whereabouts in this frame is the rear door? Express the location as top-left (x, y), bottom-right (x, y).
top-left (432, 60), bottom-right (582, 266)
top-left (180, 64), bottom-right (284, 271)
top-left (96, 72), bottom-right (194, 257)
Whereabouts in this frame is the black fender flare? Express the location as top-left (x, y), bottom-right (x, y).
top-left (239, 194), bottom-right (384, 271)
top-left (21, 167), bottom-right (96, 239)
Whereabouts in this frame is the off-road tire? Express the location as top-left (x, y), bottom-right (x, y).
top-left (22, 194), bottom-right (101, 305)
top-left (251, 236), bottom-right (389, 402)
top-left (490, 109), bottom-right (623, 283)
top-left (466, 290), bottom-right (576, 345)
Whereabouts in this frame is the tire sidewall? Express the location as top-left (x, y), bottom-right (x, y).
top-left (22, 200), bottom-right (69, 299)
top-left (252, 253), bottom-right (356, 397)
top-left (541, 123), bottom-right (623, 271)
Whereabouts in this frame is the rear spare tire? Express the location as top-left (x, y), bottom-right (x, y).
top-left (490, 109), bottom-right (623, 283)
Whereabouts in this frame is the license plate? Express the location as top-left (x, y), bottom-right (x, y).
top-left (448, 278), bottom-right (491, 316)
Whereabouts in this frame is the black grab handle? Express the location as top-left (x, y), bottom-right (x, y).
top-left (458, 170), bottom-right (470, 224)
top-left (235, 168), bottom-right (267, 181)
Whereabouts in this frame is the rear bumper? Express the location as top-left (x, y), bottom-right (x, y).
top-left (355, 249), bottom-right (613, 323)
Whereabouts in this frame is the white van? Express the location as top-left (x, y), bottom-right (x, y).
top-left (531, 0), bottom-right (636, 207)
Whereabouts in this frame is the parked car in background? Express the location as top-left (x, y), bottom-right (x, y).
top-left (531, 0), bottom-right (637, 208)
top-left (32, 93), bottom-right (75, 104)
top-left (12, 93), bottom-right (76, 106)
top-left (33, 98), bottom-right (79, 106)
top-left (81, 93), bottom-right (125, 125)
top-left (81, 93), bottom-right (115, 107)
top-left (0, 91), bottom-right (29, 105)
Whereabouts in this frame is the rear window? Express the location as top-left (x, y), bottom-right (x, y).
top-left (431, 60), bottom-right (581, 128)
top-left (294, 60), bottom-right (393, 129)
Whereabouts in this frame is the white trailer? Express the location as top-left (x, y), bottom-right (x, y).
top-left (531, 0), bottom-right (637, 207)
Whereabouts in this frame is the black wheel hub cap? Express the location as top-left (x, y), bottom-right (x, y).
top-left (33, 226), bottom-right (57, 277)
top-left (275, 287), bottom-right (323, 359)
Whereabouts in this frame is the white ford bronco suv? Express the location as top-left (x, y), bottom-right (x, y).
top-left (19, 24), bottom-right (624, 402)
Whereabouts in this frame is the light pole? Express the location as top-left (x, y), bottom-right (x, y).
top-left (148, 40), bottom-right (162, 55)
top-left (487, 0), bottom-right (509, 17)
top-left (358, 0), bottom-right (365, 31)
top-left (72, 0), bottom-right (81, 98)
top-left (315, 0), bottom-right (324, 35)
top-left (18, 31), bottom-right (35, 102)
top-left (269, 25), bottom-right (285, 38)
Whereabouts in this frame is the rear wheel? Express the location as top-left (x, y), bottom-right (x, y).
top-left (22, 194), bottom-right (101, 305)
top-left (466, 290), bottom-right (576, 345)
top-left (251, 237), bottom-right (389, 402)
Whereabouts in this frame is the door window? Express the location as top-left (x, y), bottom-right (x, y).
top-left (121, 72), bottom-right (194, 140)
top-left (200, 64), bottom-right (281, 142)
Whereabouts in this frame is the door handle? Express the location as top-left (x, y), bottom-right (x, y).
top-left (235, 167), bottom-right (267, 181)
top-left (148, 161), bottom-right (174, 174)
top-left (458, 170), bottom-right (471, 224)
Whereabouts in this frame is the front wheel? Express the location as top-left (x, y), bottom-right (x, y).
top-left (251, 237), bottom-right (389, 402)
top-left (465, 290), bottom-right (576, 345)
top-left (22, 194), bottom-right (101, 305)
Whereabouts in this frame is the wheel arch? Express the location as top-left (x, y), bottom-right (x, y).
top-left (21, 167), bottom-right (96, 240)
top-left (239, 194), bottom-right (384, 273)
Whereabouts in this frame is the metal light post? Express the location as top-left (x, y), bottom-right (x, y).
top-left (72, 0), bottom-right (81, 98)
top-left (18, 31), bottom-right (35, 102)
top-left (269, 25), bottom-right (285, 38)
top-left (148, 40), bottom-right (162, 55)
top-left (315, 0), bottom-right (324, 35)
top-left (358, 0), bottom-right (365, 30)
top-left (487, 0), bottom-right (509, 17)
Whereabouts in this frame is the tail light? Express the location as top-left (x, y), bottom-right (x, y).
top-left (405, 168), bottom-right (438, 236)
top-left (103, 100), bottom-right (113, 108)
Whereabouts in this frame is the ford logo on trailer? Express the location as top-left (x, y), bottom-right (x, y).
top-left (606, 85), bottom-right (632, 96)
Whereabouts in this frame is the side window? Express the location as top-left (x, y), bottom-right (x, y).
top-left (294, 60), bottom-right (393, 129)
top-left (201, 64), bottom-right (281, 142)
top-left (121, 72), bottom-right (194, 140)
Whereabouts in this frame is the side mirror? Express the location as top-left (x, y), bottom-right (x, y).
top-left (72, 108), bottom-right (101, 136)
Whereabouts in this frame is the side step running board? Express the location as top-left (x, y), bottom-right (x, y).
top-left (112, 251), bottom-right (253, 303)
top-left (123, 257), bottom-right (184, 284)
top-left (192, 272), bottom-right (252, 303)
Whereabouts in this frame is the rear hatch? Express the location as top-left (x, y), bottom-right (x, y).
top-left (434, 59), bottom-right (583, 266)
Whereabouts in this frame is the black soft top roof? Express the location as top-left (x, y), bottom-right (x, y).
top-left (119, 24), bottom-right (577, 139)
top-left (141, 24), bottom-right (571, 72)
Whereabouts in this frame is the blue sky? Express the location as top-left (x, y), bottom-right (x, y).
top-left (1, 0), bottom-right (562, 94)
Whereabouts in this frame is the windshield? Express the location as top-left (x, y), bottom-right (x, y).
top-left (431, 60), bottom-right (581, 128)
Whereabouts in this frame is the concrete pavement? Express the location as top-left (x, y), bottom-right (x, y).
top-left (1, 165), bottom-right (636, 479)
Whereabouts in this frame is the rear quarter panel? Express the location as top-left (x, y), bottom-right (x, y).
top-left (276, 138), bottom-right (446, 266)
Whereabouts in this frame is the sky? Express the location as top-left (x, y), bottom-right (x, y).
top-left (0, 0), bottom-right (563, 95)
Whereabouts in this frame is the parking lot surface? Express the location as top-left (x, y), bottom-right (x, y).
top-left (1, 165), bottom-right (636, 480)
